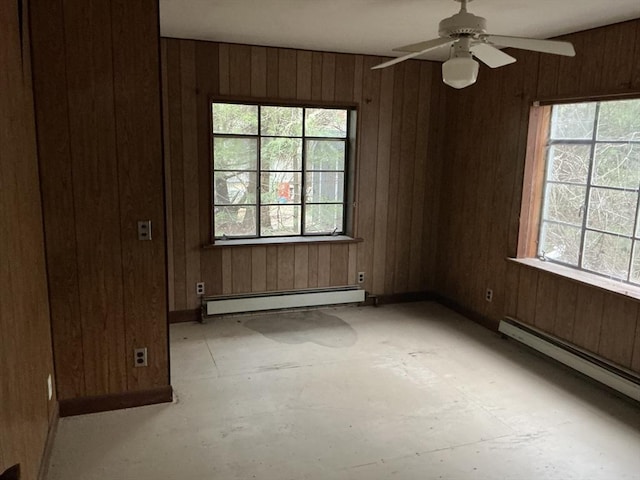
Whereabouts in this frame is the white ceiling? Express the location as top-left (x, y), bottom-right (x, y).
top-left (160, 0), bottom-right (640, 62)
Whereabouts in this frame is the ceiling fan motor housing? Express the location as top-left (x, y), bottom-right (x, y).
top-left (438, 11), bottom-right (487, 38)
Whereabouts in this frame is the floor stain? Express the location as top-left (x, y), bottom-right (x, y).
top-left (244, 310), bottom-right (357, 348)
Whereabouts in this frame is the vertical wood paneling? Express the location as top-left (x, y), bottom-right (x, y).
top-left (229, 44), bottom-right (251, 96)
top-left (277, 245), bottom-right (295, 290)
top-left (308, 244), bottom-right (319, 288)
top-left (31, 0), bottom-right (169, 408)
top-left (251, 246), bottom-right (267, 292)
top-left (1, 0), bottom-right (56, 475)
top-left (371, 67), bottom-right (394, 294)
top-left (266, 245), bottom-right (278, 290)
top-left (296, 51), bottom-right (312, 99)
top-left (394, 61), bottom-right (420, 293)
top-left (552, 281), bottom-right (577, 340)
top-left (251, 46), bottom-right (268, 97)
top-left (436, 19), bottom-right (640, 373)
top-left (167, 40), bottom-right (187, 310)
top-left (294, 245), bottom-right (309, 289)
top-left (164, 39), bottom-right (443, 314)
top-left (598, 295), bottom-right (638, 368)
top-left (231, 247), bottom-right (252, 293)
top-left (31, 0), bottom-right (85, 398)
top-left (384, 63), bottom-right (404, 293)
top-left (64, 0), bottom-right (127, 395)
top-left (278, 49), bottom-right (297, 99)
top-left (533, 273), bottom-right (558, 333)
top-left (516, 267), bottom-right (539, 326)
top-left (330, 244), bottom-right (349, 285)
top-left (321, 53), bottom-right (336, 101)
top-left (112, 0), bottom-right (168, 390)
top-left (571, 286), bottom-right (604, 353)
top-left (180, 40), bottom-right (201, 310)
top-left (317, 244), bottom-right (331, 287)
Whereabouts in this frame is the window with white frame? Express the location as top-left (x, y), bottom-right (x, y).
top-left (211, 102), bottom-right (354, 240)
top-left (537, 98), bottom-right (640, 283)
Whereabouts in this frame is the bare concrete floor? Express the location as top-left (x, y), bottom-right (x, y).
top-left (46, 302), bottom-right (640, 479)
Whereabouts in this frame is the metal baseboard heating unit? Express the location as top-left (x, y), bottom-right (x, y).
top-left (203, 286), bottom-right (365, 317)
top-left (499, 317), bottom-right (640, 402)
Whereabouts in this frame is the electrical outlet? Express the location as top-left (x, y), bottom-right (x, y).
top-left (357, 272), bottom-right (365, 283)
top-left (196, 282), bottom-right (205, 296)
top-left (485, 288), bottom-right (493, 302)
top-left (47, 374), bottom-right (53, 401)
top-left (137, 220), bottom-right (152, 240)
top-left (134, 347), bottom-right (148, 367)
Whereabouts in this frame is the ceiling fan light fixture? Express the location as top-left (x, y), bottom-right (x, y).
top-left (442, 55), bottom-right (479, 89)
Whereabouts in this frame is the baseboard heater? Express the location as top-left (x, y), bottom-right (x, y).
top-left (499, 317), bottom-right (640, 403)
top-left (203, 286), bottom-right (365, 316)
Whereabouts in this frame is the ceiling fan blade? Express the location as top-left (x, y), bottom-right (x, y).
top-left (470, 43), bottom-right (516, 68)
top-left (393, 37), bottom-right (453, 53)
top-left (484, 35), bottom-right (576, 56)
top-left (372, 38), bottom-right (453, 70)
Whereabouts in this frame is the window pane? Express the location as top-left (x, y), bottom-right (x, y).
top-left (214, 172), bottom-right (257, 205)
top-left (261, 106), bottom-right (302, 136)
top-left (582, 230), bottom-right (631, 280)
top-left (260, 172), bottom-right (302, 204)
top-left (630, 242), bottom-right (640, 284)
top-left (212, 103), bottom-right (258, 135)
top-left (305, 172), bottom-right (345, 203)
top-left (542, 184), bottom-right (585, 226)
top-left (592, 143), bottom-right (640, 188)
top-left (546, 145), bottom-right (590, 184)
top-left (261, 138), bottom-right (302, 171)
top-left (538, 221), bottom-right (581, 265)
top-left (305, 204), bottom-right (344, 234)
top-left (260, 206), bottom-right (301, 236)
top-left (214, 206), bottom-right (256, 237)
top-left (307, 140), bottom-right (345, 171)
top-left (586, 188), bottom-right (637, 236)
top-left (305, 108), bottom-right (347, 137)
top-left (597, 99), bottom-right (640, 141)
top-left (550, 103), bottom-right (596, 140)
top-left (213, 138), bottom-right (257, 170)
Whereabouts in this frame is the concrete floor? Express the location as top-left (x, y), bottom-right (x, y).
top-left (46, 302), bottom-right (640, 479)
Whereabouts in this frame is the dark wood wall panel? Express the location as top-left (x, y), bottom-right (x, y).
top-left (437, 19), bottom-right (640, 373)
top-left (31, 0), bottom-right (168, 400)
top-left (0, 0), bottom-right (56, 477)
top-left (162, 39), bottom-right (446, 309)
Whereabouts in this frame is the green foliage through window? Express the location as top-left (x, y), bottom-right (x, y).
top-left (538, 99), bottom-right (640, 284)
top-left (212, 102), bottom-right (352, 239)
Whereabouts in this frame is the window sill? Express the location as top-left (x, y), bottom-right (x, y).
top-left (508, 257), bottom-right (640, 301)
top-left (204, 235), bottom-right (363, 249)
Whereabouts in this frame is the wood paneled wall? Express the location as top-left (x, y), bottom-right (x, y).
top-left (437, 19), bottom-right (640, 374)
top-left (0, 0), bottom-right (56, 478)
top-left (161, 38), bottom-right (446, 311)
top-left (30, 0), bottom-right (169, 401)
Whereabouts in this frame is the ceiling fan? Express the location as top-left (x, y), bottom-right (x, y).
top-left (372, 0), bottom-right (576, 89)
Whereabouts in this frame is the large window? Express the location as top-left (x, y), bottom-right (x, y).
top-left (211, 102), bottom-right (354, 240)
top-left (536, 98), bottom-right (640, 284)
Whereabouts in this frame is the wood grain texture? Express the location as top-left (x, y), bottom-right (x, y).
top-left (31, 0), bottom-right (169, 403)
top-left (598, 294), bottom-right (638, 368)
top-left (162, 39), bottom-right (443, 302)
top-left (1, 0), bottom-right (56, 476)
top-left (436, 19), bottom-right (640, 373)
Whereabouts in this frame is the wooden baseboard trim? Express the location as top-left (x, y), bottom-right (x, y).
top-left (434, 294), bottom-right (500, 331)
top-left (37, 402), bottom-right (59, 480)
top-left (169, 308), bottom-right (201, 324)
top-left (365, 291), bottom-right (436, 306)
top-left (59, 385), bottom-right (173, 417)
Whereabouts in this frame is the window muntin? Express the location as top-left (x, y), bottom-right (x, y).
top-left (212, 102), bottom-right (351, 240)
top-left (538, 99), bottom-right (640, 284)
